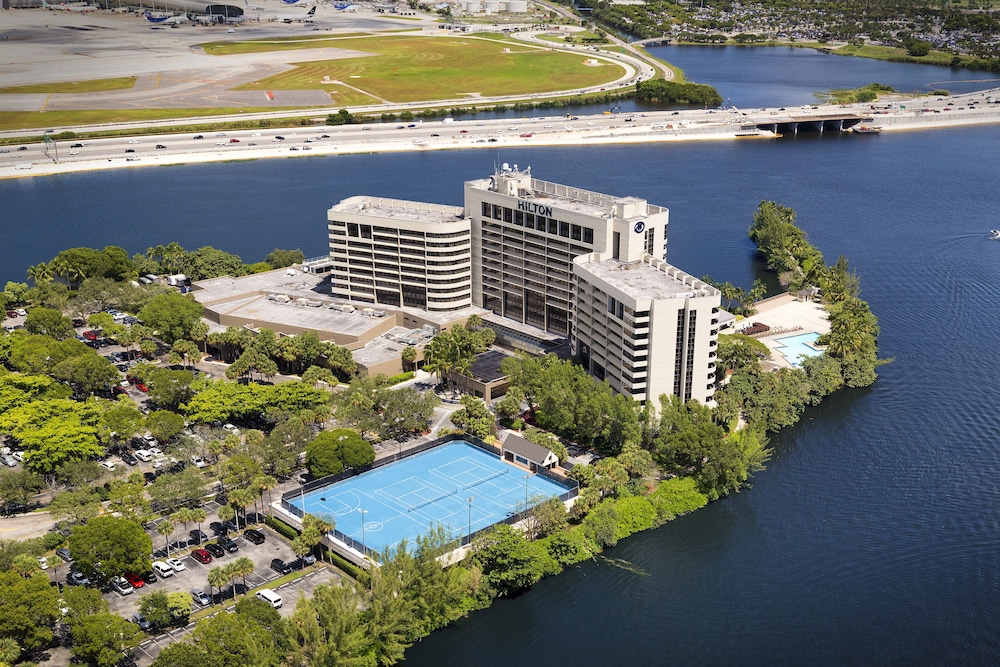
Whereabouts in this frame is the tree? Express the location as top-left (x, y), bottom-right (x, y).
top-left (157, 519), bottom-right (176, 557)
top-left (0, 469), bottom-right (43, 509)
top-left (70, 612), bottom-right (142, 667)
top-left (207, 566), bottom-right (229, 606)
top-left (522, 497), bottom-right (567, 541)
top-left (470, 524), bottom-right (557, 598)
top-left (68, 516), bottom-right (153, 581)
top-left (401, 345), bottom-right (417, 373)
top-left (138, 292), bottom-right (204, 344)
top-left (232, 556), bottom-right (255, 595)
top-left (11, 553), bottom-right (40, 578)
top-left (177, 246), bottom-right (247, 281)
top-left (24, 307), bottom-right (74, 339)
top-left (0, 570), bottom-right (60, 653)
top-left (146, 409), bottom-right (186, 442)
top-left (450, 395), bottom-right (495, 440)
top-left (51, 353), bottom-right (121, 395)
top-left (0, 398), bottom-right (103, 474)
top-left (263, 248), bottom-right (305, 269)
top-left (138, 590), bottom-right (174, 630)
top-left (305, 429), bottom-right (373, 478)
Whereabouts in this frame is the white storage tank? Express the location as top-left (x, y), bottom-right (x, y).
top-left (504, 0), bottom-right (527, 11)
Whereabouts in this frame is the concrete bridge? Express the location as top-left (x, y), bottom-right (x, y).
top-left (747, 112), bottom-right (874, 135)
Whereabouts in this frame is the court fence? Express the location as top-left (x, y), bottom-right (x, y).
top-left (279, 433), bottom-right (580, 558)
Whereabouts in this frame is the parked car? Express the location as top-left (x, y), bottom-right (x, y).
top-left (243, 528), bottom-right (265, 545)
top-left (133, 449), bottom-right (153, 462)
top-left (204, 543), bottom-right (225, 558)
top-left (165, 557), bottom-right (186, 572)
top-left (190, 455), bottom-right (206, 468)
top-left (191, 589), bottom-right (212, 606)
top-left (123, 572), bottom-right (145, 589)
top-left (151, 561), bottom-right (174, 578)
top-left (255, 588), bottom-right (282, 609)
top-left (131, 614), bottom-right (152, 632)
top-left (189, 529), bottom-right (209, 544)
top-left (270, 558), bottom-right (292, 575)
top-left (1, 454), bottom-right (17, 467)
top-left (143, 472), bottom-right (157, 485)
top-left (191, 548), bottom-right (213, 564)
top-left (111, 576), bottom-right (134, 596)
top-left (217, 535), bottom-right (239, 553)
top-left (56, 547), bottom-right (72, 562)
top-left (143, 571), bottom-right (157, 584)
top-left (67, 570), bottom-right (91, 586)
top-left (121, 452), bottom-right (137, 466)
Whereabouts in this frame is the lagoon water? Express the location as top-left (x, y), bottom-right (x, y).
top-left (4, 47), bottom-right (1000, 665)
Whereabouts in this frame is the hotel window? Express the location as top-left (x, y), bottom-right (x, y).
top-left (493, 204), bottom-right (503, 220)
top-left (571, 224), bottom-right (582, 241)
top-left (645, 228), bottom-right (655, 255)
top-left (347, 223), bottom-right (359, 237)
top-left (559, 221), bottom-right (570, 238)
top-left (482, 202), bottom-right (492, 218)
top-left (503, 207), bottom-right (513, 223)
top-left (583, 227), bottom-right (594, 244)
top-left (548, 218), bottom-right (558, 235)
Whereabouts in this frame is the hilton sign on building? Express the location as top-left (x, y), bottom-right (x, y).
top-left (326, 166), bottom-right (720, 405)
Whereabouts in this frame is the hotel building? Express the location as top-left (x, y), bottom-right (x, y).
top-left (321, 167), bottom-right (721, 404)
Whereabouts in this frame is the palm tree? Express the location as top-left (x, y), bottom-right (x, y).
top-left (189, 508), bottom-right (207, 543)
top-left (229, 488), bottom-right (255, 529)
top-left (401, 345), bottom-right (417, 373)
top-left (217, 504), bottom-right (236, 532)
top-left (253, 475), bottom-right (278, 517)
top-left (26, 262), bottom-right (53, 286)
top-left (47, 554), bottom-right (66, 592)
top-left (232, 556), bottom-right (254, 596)
top-left (157, 519), bottom-right (175, 557)
top-left (172, 508), bottom-right (195, 545)
top-left (207, 566), bottom-right (228, 606)
top-left (0, 637), bottom-right (21, 666)
top-left (12, 554), bottom-right (40, 578)
top-left (222, 562), bottom-right (240, 601)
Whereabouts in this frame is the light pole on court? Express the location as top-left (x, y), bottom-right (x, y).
top-left (466, 496), bottom-right (475, 545)
top-left (358, 508), bottom-right (368, 560)
top-left (524, 474), bottom-right (530, 512)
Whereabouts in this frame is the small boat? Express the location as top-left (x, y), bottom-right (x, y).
top-left (990, 229), bottom-right (1000, 240)
top-left (853, 125), bottom-right (881, 134)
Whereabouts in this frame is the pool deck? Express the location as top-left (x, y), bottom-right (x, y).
top-left (740, 293), bottom-right (831, 370)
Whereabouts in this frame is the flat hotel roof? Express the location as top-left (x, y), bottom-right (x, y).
top-left (330, 196), bottom-right (466, 226)
top-left (579, 258), bottom-right (710, 300)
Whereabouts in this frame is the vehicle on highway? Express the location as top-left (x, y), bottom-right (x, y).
top-left (125, 149), bottom-right (135, 153)
top-left (128, 139), bottom-right (141, 144)
top-left (71, 143), bottom-right (83, 148)
top-left (229, 138), bottom-right (240, 143)
top-left (111, 576), bottom-right (134, 596)
top-left (17, 147), bottom-right (27, 151)
top-left (69, 150), bottom-right (80, 156)
top-left (156, 144), bottom-right (166, 149)
top-left (191, 589), bottom-right (212, 606)
top-left (191, 548), bottom-right (213, 564)
top-left (193, 134), bottom-right (204, 139)
top-left (244, 528), bottom-right (265, 545)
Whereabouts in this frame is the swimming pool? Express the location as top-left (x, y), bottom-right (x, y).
top-left (773, 332), bottom-right (823, 368)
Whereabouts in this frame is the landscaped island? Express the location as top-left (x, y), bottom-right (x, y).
top-left (0, 203), bottom-right (879, 666)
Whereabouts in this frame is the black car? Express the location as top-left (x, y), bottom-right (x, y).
top-left (155, 144), bottom-right (166, 149)
top-left (193, 134), bottom-right (204, 139)
top-left (1, 502), bottom-right (27, 516)
top-left (143, 472), bottom-right (157, 485)
top-left (189, 529), bottom-right (208, 544)
top-left (68, 570), bottom-right (91, 586)
top-left (218, 535), bottom-right (239, 553)
top-left (143, 571), bottom-right (157, 584)
top-left (56, 547), bottom-right (72, 562)
top-left (204, 542), bottom-right (226, 558)
top-left (121, 452), bottom-right (137, 466)
top-left (209, 521), bottom-right (227, 536)
top-left (270, 558), bottom-right (292, 575)
top-left (243, 528), bottom-right (265, 545)
top-left (125, 149), bottom-right (135, 153)
top-left (70, 143), bottom-right (83, 148)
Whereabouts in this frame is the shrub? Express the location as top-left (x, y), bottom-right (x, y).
top-left (387, 371), bottom-right (415, 385)
top-left (648, 477), bottom-right (709, 523)
top-left (42, 533), bottom-right (65, 551)
top-left (265, 516), bottom-right (299, 541)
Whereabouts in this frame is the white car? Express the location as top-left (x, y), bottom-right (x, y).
top-left (100, 460), bottom-right (115, 471)
top-left (133, 449), bottom-right (153, 462)
top-left (15, 309), bottom-right (27, 316)
top-left (128, 139), bottom-right (141, 144)
top-left (190, 455), bottom-right (206, 468)
top-left (148, 447), bottom-right (164, 458)
top-left (165, 557), bottom-right (186, 572)
top-left (152, 560), bottom-right (174, 578)
top-left (152, 457), bottom-right (168, 469)
top-left (222, 424), bottom-right (239, 434)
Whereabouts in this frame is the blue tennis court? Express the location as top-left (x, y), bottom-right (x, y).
top-left (288, 441), bottom-right (571, 556)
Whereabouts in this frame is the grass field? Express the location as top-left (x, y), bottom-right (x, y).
top-left (0, 108), bottom-right (302, 134)
top-left (0, 77), bottom-right (138, 95)
top-left (225, 34), bottom-right (624, 103)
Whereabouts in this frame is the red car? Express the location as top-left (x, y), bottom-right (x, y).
top-left (123, 572), bottom-right (145, 588)
top-left (191, 548), bottom-right (213, 564)
top-left (135, 383), bottom-right (148, 393)
top-left (82, 330), bottom-right (98, 341)
top-left (5, 311), bottom-right (16, 318)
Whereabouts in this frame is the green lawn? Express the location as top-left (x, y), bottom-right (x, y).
top-left (0, 108), bottom-right (301, 133)
top-left (230, 35), bottom-right (624, 103)
top-left (0, 77), bottom-right (138, 95)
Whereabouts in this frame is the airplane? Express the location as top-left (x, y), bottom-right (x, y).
top-left (143, 9), bottom-right (188, 24)
top-left (41, 0), bottom-right (95, 12)
top-left (280, 0), bottom-right (303, 4)
top-left (332, 2), bottom-right (358, 9)
top-left (275, 5), bottom-right (315, 22)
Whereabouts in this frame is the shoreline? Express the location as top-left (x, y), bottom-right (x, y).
top-left (4, 102), bottom-right (1000, 180)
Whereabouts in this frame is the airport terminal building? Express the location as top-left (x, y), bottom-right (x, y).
top-left (314, 167), bottom-right (721, 404)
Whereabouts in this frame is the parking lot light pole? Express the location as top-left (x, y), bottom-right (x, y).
top-left (358, 508), bottom-right (368, 560)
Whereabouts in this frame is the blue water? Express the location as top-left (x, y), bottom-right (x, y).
top-left (289, 442), bottom-right (569, 554)
top-left (4, 47), bottom-right (1000, 666)
top-left (773, 332), bottom-right (822, 368)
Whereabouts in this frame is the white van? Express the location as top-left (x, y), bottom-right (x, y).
top-left (255, 588), bottom-right (282, 609)
top-left (152, 561), bottom-right (174, 578)
top-left (134, 449), bottom-right (153, 462)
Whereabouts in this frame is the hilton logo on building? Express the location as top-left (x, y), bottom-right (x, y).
top-left (517, 200), bottom-right (553, 217)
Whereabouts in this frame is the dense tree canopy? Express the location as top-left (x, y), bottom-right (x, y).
top-left (68, 516), bottom-right (153, 581)
top-left (139, 292), bottom-right (205, 344)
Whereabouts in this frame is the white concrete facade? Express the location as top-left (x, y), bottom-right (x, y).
top-left (327, 196), bottom-right (473, 312)
top-left (325, 168), bottom-right (718, 404)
